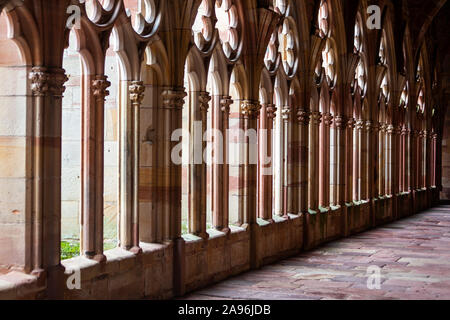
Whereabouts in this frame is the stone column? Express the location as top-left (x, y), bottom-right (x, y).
top-left (346, 118), bottom-right (355, 204)
top-left (354, 120), bottom-right (364, 201)
top-left (241, 100), bottom-right (260, 268)
top-left (119, 82), bottom-right (144, 253)
top-left (81, 75), bottom-right (110, 261)
top-left (309, 112), bottom-right (322, 211)
top-left (319, 113), bottom-right (332, 208)
top-left (334, 115), bottom-right (348, 206)
top-left (432, 133), bottom-right (438, 187)
top-left (258, 103), bottom-right (276, 221)
top-left (212, 96), bottom-right (232, 231)
top-left (189, 91), bottom-right (210, 239)
top-left (378, 123), bottom-right (386, 196)
top-left (298, 109), bottom-right (311, 215)
top-left (161, 89), bottom-right (187, 241)
top-left (281, 106), bottom-right (291, 217)
top-left (387, 124), bottom-right (395, 195)
top-left (29, 67), bottom-right (49, 275)
top-left (30, 67), bottom-right (67, 297)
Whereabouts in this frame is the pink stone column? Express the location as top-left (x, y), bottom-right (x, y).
top-left (81, 75), bottom-right (111, 262)
top-left (29, 67), bottom-right (68, 297)
top-left (188, 91), bottom-right (210, 239)
top-left (241, 100), bottom-right (260, 269)
top-left (298, 109), bottom-right (311, 215)
top-left (258, 103), bottom-right (276, 221)
top-left (319, 113), bottom-right (332, 208)
top-left (309, 112), bottom-right (322, 210)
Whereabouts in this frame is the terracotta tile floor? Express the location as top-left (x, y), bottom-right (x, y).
top-left (182, 205), bottom-right (450, 300)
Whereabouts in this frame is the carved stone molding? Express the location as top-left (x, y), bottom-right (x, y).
top-left (365, 120), bottom-right (374, 132)
top-left (129, 81), bottom-right (145, 104)
top-left (386, 125), bottom-right (395, 135)
top-left (198, 91), bottom-right (211, 113)
top-left (281, 106), bottom-right (291, 121)
top-left (323, 113), bottom-right (333, 126)
top-left (346, 118), bottom-right (356, 130)
top-left (29, 67), bottom-right (49, 96)
top-left (334, 115), bottom-right (348, 130)
top-left (241, 100), bottom-right (261, 119)
top-left (92, 75), bottom-right (111, 101)
top-left (162, 89), bottom-right (187, 110)
top-left (311, 111), bottom-right (322, 125)
top-left (48, 70), bottom-right (69, 98)
top-left (297, 109), bottom-right (311, 125)
top-left (356, 120), bottom-right (365, 130)
top-left (220, 96), bottom-right (233, 114)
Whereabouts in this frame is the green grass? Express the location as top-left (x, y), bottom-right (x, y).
top-left (61, 241), bottom-right (81, 260)
top-left (61, 240), bottom-right (118, 260)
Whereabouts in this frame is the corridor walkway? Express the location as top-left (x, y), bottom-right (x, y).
top-left (182, 205), bottom-right (450, 300)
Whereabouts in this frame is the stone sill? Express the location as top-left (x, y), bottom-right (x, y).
top-left (62, 243), bottom-right (171, 283)
top-left (182, 225), bottom-right (248, 244)
top-left (0, 271), bottom-right (41, 299)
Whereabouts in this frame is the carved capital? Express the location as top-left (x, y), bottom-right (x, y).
top-left (323, 113), bottom-right (333, 126)
top-left (334, 115), bottom-right (348, 129)
top-left (29, 67), bottom-right (49, 96)
top-left (162, 89), bottom-right (187, 110)
top-left (347, 118), bottom-right (356, 129)
top-left (356, 120), bottom-right (365, 130)
top-left (281, 106), bottom-right (291, 121)
top-left (311, 111), bottom-right (322, 125)
top-left (92, 75), bottom-right (111, 101)
top-left (48, 70), bottom-right (68, 98)
top-left (241, 100), bottom-right (261, 119)
top-left (220, 96), bottom-right (233, 114)
top-left (129, 81), bottom-right (145, 104)
top-left (365, 120), bottom-right (374, 132)
top-left (265, 104), bottom-right (277, 120)
top-left (297, 109), bottom-right (311, 125)
top-left (198, 91), bottom-right (211, 113)
top-left (386, 125), bottom-right (395, 135)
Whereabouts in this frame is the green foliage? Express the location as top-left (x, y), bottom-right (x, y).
top-left (61, 241), bottom-right (80, 260)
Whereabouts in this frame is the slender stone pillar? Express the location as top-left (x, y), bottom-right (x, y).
top-left (81, 75), bottom-right (110, 261)
top-left (30, 67), bottom-right (68, 298)
top-left (309, 112), bottom-right (322, 211)
top-left (189, 91), bottom-right (210, 239)
top-left (241, 100), bottom-right (260, 269)
top-left (334, 115), bottom-right (348, 206)
top-left (258, 103), bottom-right (276, 221)
top-left (281, 106), bottom-right (291, 217)
top-left (119, 81), bottom-right (144, 253)
top-left (161, 89), bottom-right (187, 241)
top-left (319, 113), bottom-right (332, 208)
top-left (346, 118), bottom-right (355, 204)
top-left (298, 109), bottom-right (311, 215)
top-left (29, 67), bottom-right (49, 275)
top-left (354, 120), bottom-right (364, 201)
top-left (211, 96), bottom-right (232, 231)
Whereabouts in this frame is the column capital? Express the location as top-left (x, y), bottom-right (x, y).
top-left (346, 118), bottom-right (356, 129)
top-left (29, 67), bottom-right (49, 96)
top-left (162, 88), bottom-right (187, 110)
top-left (281, 106), bottom-right (291, 121)
top-left (323, 113), bottom-right (333, 126)
top-left (266, 104), bottom-right (277, 120)
top-left (48, 69), bottom-right (69, 98)
top-left (241, 100), bottom-right (261, 119)
top-left (386, 124), bottom-right (395, 135)
top-left (365, 120), bottom-right (375, 132)
top-left (199, 91), bottom-right (211, 113)
top-left (220, 96), bottom-right (233, 114)
top-left (92, 75), bottom-right (111, 101)
top-left (334, 115), bottom-right (348, 129)
top-left (311, 111), bottom-right (322, 125)
top-left (356, 120), bottom-right (365, 130)
top-left (297, 109), bottom-right (311, 125)
top-left (129, 81), bottom-right (145, 104)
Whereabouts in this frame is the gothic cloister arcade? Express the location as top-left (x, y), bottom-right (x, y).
top-left (0, 0), bottom-right (449, 300)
